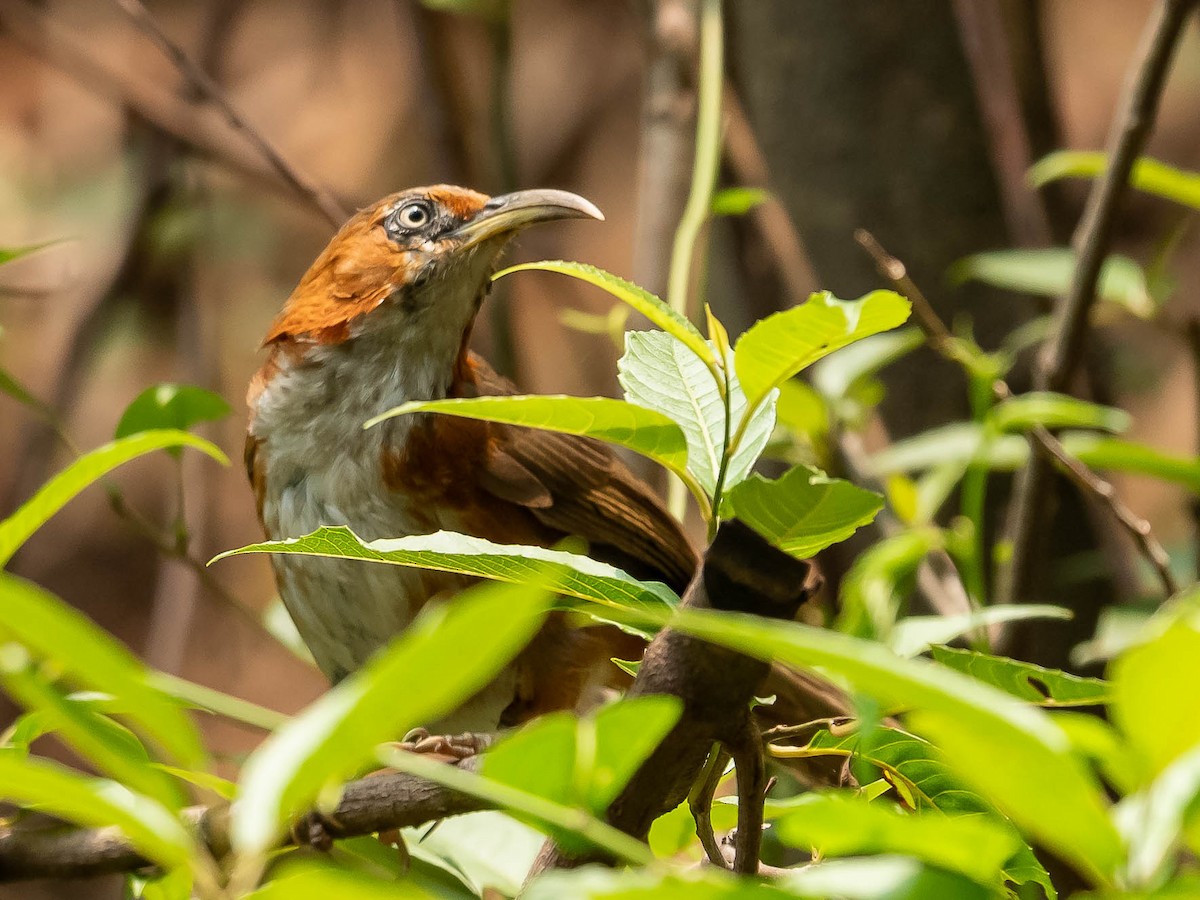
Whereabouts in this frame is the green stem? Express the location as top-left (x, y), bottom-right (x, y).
top-left (150, 672), bottom-right (288, 732)
top-left (666, 0), bottom-right (723, 320)
top-left (961, 373), bottom-right (994, 606)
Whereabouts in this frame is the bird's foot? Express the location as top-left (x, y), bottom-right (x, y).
top-left (290, 809), bottom-right (342, 852)
top-left (396, 728), bottom-right (495, 761)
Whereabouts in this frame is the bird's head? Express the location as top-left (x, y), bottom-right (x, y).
top-left (264, 184), bottom-right (603, 347)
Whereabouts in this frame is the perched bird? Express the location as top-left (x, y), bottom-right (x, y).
top-left (246, 185), bottom-right (697, 734)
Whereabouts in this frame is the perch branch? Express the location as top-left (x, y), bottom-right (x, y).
top-left (856, 231), bottom-right (1179, 599)
top-left (112, 0), bottom-right (347, 227)
top-left (0, 764), bottom-right (486, 883)
top-left (1002, 0), bottom-right (1197, 605)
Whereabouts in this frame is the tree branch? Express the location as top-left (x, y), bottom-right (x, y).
top-left (1001, 0), bottom-right (1197, 607)
top-left (0, 765), bottom-right (486, 883)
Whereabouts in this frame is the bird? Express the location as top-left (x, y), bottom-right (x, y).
top-left (245, 184), bottom-right (843, 744)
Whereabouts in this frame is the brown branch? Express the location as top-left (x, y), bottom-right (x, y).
top-left (0, 764), bottom-right (486, 883)
top-left (856, 231), bottom-right (1179, 600)
top-left (112, 0), bottom-right (347, 228)
top-left (1002, 0), bottom-right (1197, 607)
top-left (0, 0), bottom-right (346, 224)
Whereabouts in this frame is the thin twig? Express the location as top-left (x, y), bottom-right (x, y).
top-left (112, 0), bottom-right (348, 228)
top-left (856, 231), bottom-right (1179, 600)
top-left (1003, 0), bottom-right (1197, 606)
top-left (1186, 319), bottom-right (1200, 582)
top-left (687, 744), bottom-right (730, 868)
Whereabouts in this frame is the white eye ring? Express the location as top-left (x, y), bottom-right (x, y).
top-left (397, 202), bottom-right (431, 228)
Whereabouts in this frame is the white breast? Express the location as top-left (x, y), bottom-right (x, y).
top-left (250, 306), bottom-right (517, 731)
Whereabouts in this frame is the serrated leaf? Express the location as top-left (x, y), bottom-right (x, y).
top-left (889, 605), bottom-right (1072, 658)
top-left (710, 187), bottom-right (770, 216)
top-left (725, 465), bottom-right (882, 558)
top-left (734, 290), bottom-right (912, 409)
top-left (618, 330), bottom-right (774, 497)
top-left (365, 395), bottom-right (690, 482)
top-left (0, 753), bottom-right (194, 873)
top-left (1031, 151), bottom-right (1200, 211)
top-left (212, 526), bottom-right (676, 634)
top-left (494, 261), bottom-right (715, 369)
top-left (231, 579), bottom-right (552, 860)
top-left (772, 791), bottom-right (1019, 887)
top-left (989, 392), bottom-right (1130, 434)
top-left (930, 646), bottom-right (1110, 707)
top-left (0, 574), bottom-right (206, 769)
top-left (115, 384), bottom-right (231, 448)
top-left (0, 430), bottom-right (229, 567)
top-left (949, 248), bottom-right (1156, 318)
top-left (670, 608), bottom-right (1122, 885)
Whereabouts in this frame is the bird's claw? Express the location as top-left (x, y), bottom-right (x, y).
top-left (290, 809), bottom-right (342, 852)
top-left (398, 727), bottom-right (493, 760)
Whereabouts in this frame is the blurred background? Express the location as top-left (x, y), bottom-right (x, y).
top-left (1, 2), bottom-right (1199, 895)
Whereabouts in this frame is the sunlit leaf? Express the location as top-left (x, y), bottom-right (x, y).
top-left (889, 605), bottom-right (1072, 658)
top-left (618, 330), bottom-right (774, 497)
top-left (1031, 151), bottom-right (1200, 211)
top-left (671, 608), bottom-right (1122, 885)
top-left (114, 384), bottom-right (231, 448)
top-left (1114, 745), bottom-right (1200, 888)
top-left (0, 753), bottom-right (194, 873)
top-left (524, 865), bottom-right (798, 899)
top-left (773, 791), bottom-right (1019, 887)
top-left (0, 430), bottom-right (228, 567)
top-left (0, 574), bottom-right (205, 769)
top-left (494, 261), bottom-right (715, 369)
top-left (774, 380), bottom-right (829, 440)
top-left (248, 858), bottom-right (435, 897)
top-left (778, 856), bottom-right (994, 900)
top-left (811, 327), bottom-right (923, 403)
top-left (989, 392), bottom-right (1130, 434)
top-left (948, 248), bottom-right (1156, 319)
top-left (402, 811), bottom-right (544, 898)
top-left (213, 526), bottom-right (676, 635)
top-left (930, 646), bottom-right (1110, 707)
top-left (838, 528), bottom-right (943, 638)
top-left (231, 579), bottom-right (552, 859)
top-left (724, 465), bottom-right (882, 558)
top-left (735, 290), bottom-right (911, 409)
top-left (365, 395), bottom-right (690, 483)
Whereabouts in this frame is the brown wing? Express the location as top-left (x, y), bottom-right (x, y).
top-left (466, 353), bottom-right (698, 594)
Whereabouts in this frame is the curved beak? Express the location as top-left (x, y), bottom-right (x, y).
top-left (451, 189), bottom-right (604, 248)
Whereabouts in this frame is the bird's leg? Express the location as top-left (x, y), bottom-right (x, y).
top-left (394, 727), bottom-right (497, 760)
top-left (290, 810), bottom-right (341, 852)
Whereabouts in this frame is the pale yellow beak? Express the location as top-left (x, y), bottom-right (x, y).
top-left (451, 189), bottom-right (604, 248)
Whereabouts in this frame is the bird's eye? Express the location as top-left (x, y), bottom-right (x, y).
top-left (394, 201), bottom-right (432, 230)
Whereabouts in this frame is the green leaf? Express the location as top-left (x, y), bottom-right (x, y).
top-left (249, 858), bottom-right (436, 898)
top-left (948, 248), bottom-right (1155, 319)
top-left (778, 856), bottom-right (995, 900)
top-left (494, 261), bottom-right (715, 369)
top-left (482, 696), bottom-right (680, 818)
top-left (1052, 711), bottom-right (1142, 797)
top-left (1115, 745), bottom-right (1200, 888)
top-left (0, 366), bottom-right (46, 412)
top-left (0, 574), bottom-right (206, 769)
top-left (838, 528), bottom-right (944, 639)
top-left (0, 645), bottom-right (185, 809)
top-left (930, 646), bottom-right (1110, 707)
top-left (889, 605), bottom-right (1072, 658)
top-left (617, 330), bottom-right (775, 497)
top-left (525, 867), bottom-right (798, 900)
top-left (114, 384), bottom-right (231, 446)
top-left (0, 241), bottom-right (59, 266)
top-left (989, 392), bottom-right (1130, 434)
top-left (0, 753), bottom-right (194, 873)
top-left (772, 791), bottom-right (1019, 887)
top-left (724, 465), bottom-right (882, 558)
top-left (0, 429), bottom-right (228, 567)
top-left (364, 395), bottom-right (690, 483)
top-left (774, 379), bottom-right (829, 440)
top-left (670, 608), bottom-right (1123, 885)
top-left (212, 526), bottom-right (676, 634)
top-left (401, 811), bottom-right (544, 897)
top-left (231, 579), bottom-right (552, 859)
top-left (127, 868), bottom-right (193, 900)
top-left (811, 327), bottom-right (924, 403)
top-left (1110, 606), bottom-right (1200, 776)
top-left (710, 187), bottom-right (770, 216)
top-left (734, 290), bottom-right (912, 409)
top-left (1031, 151), bottom-right (1200, 211)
